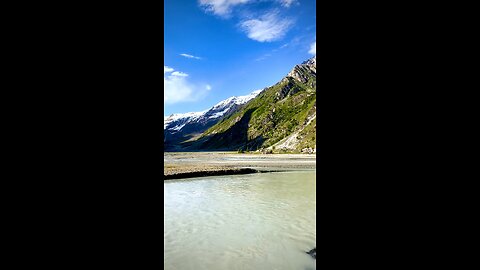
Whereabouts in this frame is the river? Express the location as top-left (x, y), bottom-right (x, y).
top-left (164, 170), bottom-right (316, 270)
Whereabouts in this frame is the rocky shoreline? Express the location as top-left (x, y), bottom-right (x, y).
top-left (164, 168), bottom-right (260, 180)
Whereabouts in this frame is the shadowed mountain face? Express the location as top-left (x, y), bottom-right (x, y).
top-left (186, 108), bottom-right (265, 151)
top-left (164, 56), bottom-right (316, 153)
top-left (164, 90), bottom-right (261, 151)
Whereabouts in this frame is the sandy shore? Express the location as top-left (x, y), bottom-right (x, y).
top-left (164, 152), bottom-right (316, 179)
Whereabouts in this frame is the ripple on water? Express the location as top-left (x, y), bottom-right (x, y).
top-left (164, 171), bottom-right (316, 270)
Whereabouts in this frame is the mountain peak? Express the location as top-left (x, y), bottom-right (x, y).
top-left (302, 56), bottom-right (316, 66)
top-left (165, 56), bottom-right (317, 152)
top-left (164, 89), bottom-right (263, 133)
top-left (284, 57), bottom-right (316, 84)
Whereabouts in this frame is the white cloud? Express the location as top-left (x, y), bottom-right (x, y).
top-left (180, 53), bottom-right (202, 60)
top-left (164, 75), bottom-right (194, 104)
top-left (171, 71), bottom-right (189, 77)
top-left (239, 11), bottom-right (293, 42)
top-left (278, 0), bottom-right (296, 7)
top-left (164, 66), bottom-right (210, 104)
top-left (206, 84), bottom-right (212, 90)
top-left (255, 53), bottom-right (272, 61)
top-left (199, 0), bottom-right (252, 17)
top-left (164, 66), bottom-right (174, 73)
top-left (308, 41), bottom-right (316, 55)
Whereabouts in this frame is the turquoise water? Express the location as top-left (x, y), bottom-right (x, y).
top-left (164, 171), bottom-right (316, 270)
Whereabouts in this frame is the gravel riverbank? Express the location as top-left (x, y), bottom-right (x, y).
top-left (164, 152), bottom-right (316, 180)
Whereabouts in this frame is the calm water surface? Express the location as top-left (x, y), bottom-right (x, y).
top-left (164, 171), bottom-right (316, 270)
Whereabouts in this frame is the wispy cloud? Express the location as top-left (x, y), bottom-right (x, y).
top-left (239, 11), bottom-right (293, 42)
top-left (278, 0), bottom-right (297, 8)
top-left (164, 66), bottom-right (211, 104)
top-left (199, 0), bottom-right (252, 17)
top-left (180, 53), bottom-right (202, 60)
top-left (198, 1), bottom-right (297, 42)
top-left (279, 34), bottom-right (315, 52)
top-left (164, 66), bottom-right (174, 73)
top-left (255, 53), bottom-right (272, 62)
top-left (171, 71), bottom-right (189, 77)
top-left (308, 41), bottom-right (316, 55)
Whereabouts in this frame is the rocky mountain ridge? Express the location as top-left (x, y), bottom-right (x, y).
top-left (176, 56), bottom-right (317, 153)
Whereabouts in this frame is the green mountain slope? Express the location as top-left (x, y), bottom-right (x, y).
top-left (184, 56), bottom-right (316, 153)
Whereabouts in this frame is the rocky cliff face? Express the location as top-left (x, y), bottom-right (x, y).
top-left (284, 57), bottom-right (316, 84)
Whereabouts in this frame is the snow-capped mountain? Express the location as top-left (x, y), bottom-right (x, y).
top-left (164, 89), bottom-right (262, 133)
top-left (164, 56), bottom-right (316, 152)
top-left (164, 89), bottom-right (263, 150)
top-left (181, 56), bottom-right (317, 152)
top-left (164, 110), bottom-right (207, 130)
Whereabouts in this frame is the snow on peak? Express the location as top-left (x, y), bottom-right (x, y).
top-left (164, 89), bottom-right (263, 131)
top-left (212, 96), bottom-right (236, 110)
top-left (234, 89), bottom-right (262, 105)
top-left (211, 89), bottom-right (262, 109)
top-left (164, 110), bottom-right (207, 129)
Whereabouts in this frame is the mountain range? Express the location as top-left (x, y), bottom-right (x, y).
top-left (164, 56), bottom-right (316, 153)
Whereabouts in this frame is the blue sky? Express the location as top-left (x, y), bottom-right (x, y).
top-left (164, 0), bottom-right (316, 116)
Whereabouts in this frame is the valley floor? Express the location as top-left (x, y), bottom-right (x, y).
top-left (164, 152), bottom-right (316, 180)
